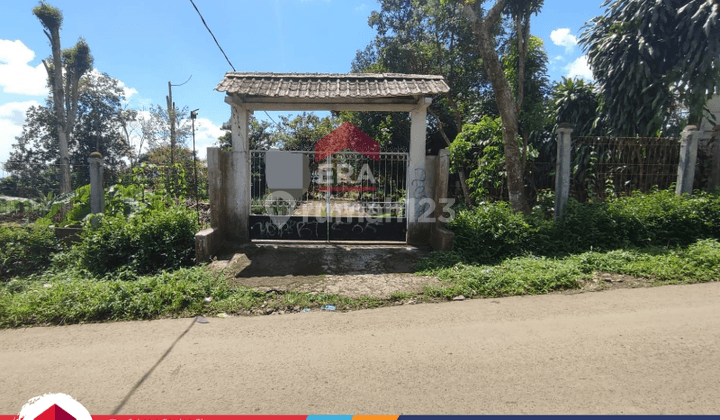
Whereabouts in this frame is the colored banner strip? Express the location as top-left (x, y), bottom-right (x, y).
top-left (318, 187), bottom-right (377, 192)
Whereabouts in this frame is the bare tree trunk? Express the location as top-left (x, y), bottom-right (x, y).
top-left (516, 14), bottom-right (528, 175)
top-left (462, 0), bottom-right (531, 214)
top-left (43, 26), bottom-right (71, 194)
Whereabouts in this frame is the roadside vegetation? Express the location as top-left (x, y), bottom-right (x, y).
top-left (2, 188), bottom-right (719, 328)
top-left (1, 1), bottom-right (719, 328)
top-left (0, 179), bottom-right (387, 328)
top-left (417, 189), bottom-right (720, 299)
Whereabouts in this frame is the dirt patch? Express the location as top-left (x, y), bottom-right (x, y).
top-left (207, 242), bottom-right (441, 298)
top-left (206, 243), bottom-right (668, 303)
top-left (568, 271), bottom-right (656, 294)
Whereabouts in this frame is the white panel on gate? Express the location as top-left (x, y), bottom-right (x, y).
top-left (264, 150), bottom-right (311, 201)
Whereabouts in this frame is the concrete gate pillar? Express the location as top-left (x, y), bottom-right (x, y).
top-left (406, 97), bottom-right (432, 245)
top-left (228, 101), bottom-right (252, 242)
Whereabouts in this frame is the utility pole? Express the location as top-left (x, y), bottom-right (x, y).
top-left (191, 109), bottom-right (199, 224)
top-left (165, 76), bottom-right (192, 197)
top-left (166, 82), bottom-right (177, 195)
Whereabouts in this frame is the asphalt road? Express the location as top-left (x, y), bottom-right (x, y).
top-left (2, 283), bottom-right (720, 415)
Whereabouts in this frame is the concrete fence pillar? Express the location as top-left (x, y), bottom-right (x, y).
top-left (676, 125), bottom-right (699, 195)
top-left (88, 151), bottom-right (104, 214)
top-left (429, 148), bottom-right (454, 251)
top-left (709, 125), bottom-right (720, 191)
top-left (406, 98), bottom-right (431, 245)
top-left (554, 123), bottom-right (573, 220)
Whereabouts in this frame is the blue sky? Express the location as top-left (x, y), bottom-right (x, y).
top-left (0, 0), bottom-right (605, 164)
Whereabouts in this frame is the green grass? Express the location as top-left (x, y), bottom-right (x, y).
top-left (0, 265), bottom-right (388, 328)
top-left (2, 239), bottom-right (718, 329)
top-left (417, 238), bottom-right (720, 299)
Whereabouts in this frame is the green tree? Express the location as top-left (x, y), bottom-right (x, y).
top-left (33, 1), bottom-right (93, 193)
top-left (460, 0), bottom-right (544, 214)
top-left (7, 72), bottom-right (133, 197)
top-left (274, 113), bottom-right (338, 150)
top-left (579, 0), bottom-right (720, 136)
top-left (550, 77), bottom-right (605, 136)
top-left (216, 116), bottom-right (276, 151)
top-left (352, 0), bottom-right (491, 205)
top-left (134, 104), bottom-right (192, 152)
top-left (502, 35), bottom-right (550, 170)
top-left (135, 145), bottom-right (208, 200)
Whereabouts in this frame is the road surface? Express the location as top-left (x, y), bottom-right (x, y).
top-left (2, 283), bottom-right (720, 415)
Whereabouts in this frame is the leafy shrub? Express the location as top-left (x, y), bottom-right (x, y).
top-left (74, 204), bottom-right (198, 275)
top-left (446, 190), bottom-right (720, 263)
top-left (683, 239), bottom-right (720, 272)
top-left (57, 183), bottom-right (170, 226)
top-left (448, 201), bottom-right (536, 263)
top-left (0, 224), bottom-right (60, 281)
top-left (449, 116), bottom-right (538, 202)
top-left (606, 190), bottom-right (708, 247)
top-left (554, 199), bottom-right (621, 251)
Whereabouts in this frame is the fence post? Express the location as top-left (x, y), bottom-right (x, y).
top-left (676, 125), bottom-right (699, 195)
top-left (709, 124), bottom-right (720, 191)
top-left (88, 151), bottom-right (104, 214)
top-left (554, 123), bottom-right (573, 220)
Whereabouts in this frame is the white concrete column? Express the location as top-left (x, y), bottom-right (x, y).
top-left (554, 123), bottom-right (573, 220)
top-left (88, 151), bottom-right (104, 214)
top-left (407, 97), bottom-right (432, 244)
top-left (228, 101), bottom-right (252, 242)
top-left (676, 125), bottom-right (699, 196)
top-left (699, 95), bottom-right (720, 141)
top-left (709, 125), bottom-right (720, 191)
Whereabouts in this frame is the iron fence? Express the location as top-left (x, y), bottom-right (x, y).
top-left (569, 136), bottom-right (681, 201)
top-left (250, 149), bottom-right (408, 219)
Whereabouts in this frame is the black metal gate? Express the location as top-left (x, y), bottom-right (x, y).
top-left (249, 149), bottom-right (408, 241)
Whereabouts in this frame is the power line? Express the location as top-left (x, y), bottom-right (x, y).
top-left (189, 0), bottom-right (236, 71)
top-left (188, 1), bottom-right (281, 130)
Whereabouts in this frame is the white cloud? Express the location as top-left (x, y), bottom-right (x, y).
top-left (0, 39), bottom-right (48, 96)
top-left (565, 55), bottom-right (594, 81)
top-left (190, 117), bottom-right (225, 159)
top-left (550, 28), bottom-right (578, 54)
top-left (0, 100), bottom-right (41, 163)
top-left (87, 68), bottom-right (138, 102)
top-left (117, 81), bottom-right (138, 101)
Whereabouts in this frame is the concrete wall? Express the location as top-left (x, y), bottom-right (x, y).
top-left (429, 149), bottom-right (454, 251)
top-left (414, 151), bottom-right (453, 250)
top-left (196, 147), bottom-right (231, 263)
top-left (207, 148), bottom-right (230, 230)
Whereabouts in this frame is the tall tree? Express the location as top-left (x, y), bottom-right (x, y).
top-left (131, 105), bottom-right (192, 153)
top-left (352, 0), bottom-right (491, 206)
top-left (274, 113), bottom-right (339, 150)
top-left (580, 0), bottom-right (720, 136)
top-left (7, 72), bottom-right (134, 196)
top-left (550, 77), bottom-right (605, 136)
top-left (501, 34), bottom-right (550, 169)
top-left (460, 0), bottom-right (543, 214)
top-left (216, 117), bottom-right (276, 151)
top-left (33, 1), bottom-right (93, 193)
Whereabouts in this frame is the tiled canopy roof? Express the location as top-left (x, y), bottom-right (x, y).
top-left (216, 72), bottom-right (449, 99)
